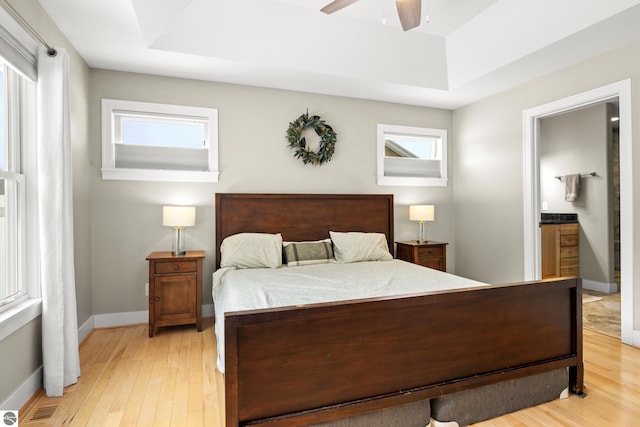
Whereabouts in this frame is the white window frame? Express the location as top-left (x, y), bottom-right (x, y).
top-left (101, 99), bottom-right (219, 182)
top-left (0, 66), bottom-right (28, 313)
top-left (0, 172), bottom-right (26, 308)
top-left (377, 124), bottom-right (448, 187)
top-left (0, 60), bottom-right (40, 337)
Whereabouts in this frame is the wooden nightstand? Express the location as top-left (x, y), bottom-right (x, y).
top-left (396, 241), bottom-right (448, 272)
top-left (146, 251), bottom-right (204, 337)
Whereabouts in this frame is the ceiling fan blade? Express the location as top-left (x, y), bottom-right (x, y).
top-left (321, 0), bottom-right (360, 15)
top-left (396, 0), bottom-right (421, 31)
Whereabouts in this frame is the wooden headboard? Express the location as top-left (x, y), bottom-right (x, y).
top-left (214, 193), bottom-right (394, 268)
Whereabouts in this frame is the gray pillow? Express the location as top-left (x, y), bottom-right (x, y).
top-left (283, 239), bottom-right (334, 266)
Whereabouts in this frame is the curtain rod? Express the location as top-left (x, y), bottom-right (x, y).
top-left (0, 0), bottom-right (56, 57)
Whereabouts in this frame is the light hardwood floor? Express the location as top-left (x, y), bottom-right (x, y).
top-left (20, 318), bottom-right (640, 426)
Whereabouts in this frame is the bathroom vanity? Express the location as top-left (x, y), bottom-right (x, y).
top-left (540, 213), bottom-right (579, 279)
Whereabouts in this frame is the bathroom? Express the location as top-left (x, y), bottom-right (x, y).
top-left (539, 101), bottom-right (620, 338)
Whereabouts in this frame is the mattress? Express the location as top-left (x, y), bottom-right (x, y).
top-left (212, 259), bottom-right (488, 373)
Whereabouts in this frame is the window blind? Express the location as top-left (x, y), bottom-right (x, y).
top-left (0, 6), bottom-right (37, 81)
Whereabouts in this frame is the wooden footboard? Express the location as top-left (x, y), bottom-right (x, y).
top-left (224, 277), bottom-right (583, 426)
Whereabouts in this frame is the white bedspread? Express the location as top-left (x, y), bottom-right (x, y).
top-left (212, 259), bottom-right (488, 373)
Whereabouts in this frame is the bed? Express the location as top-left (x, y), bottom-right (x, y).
top-left (214, 193), bottom-right (583, 426)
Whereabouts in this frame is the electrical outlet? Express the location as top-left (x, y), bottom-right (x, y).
top-left (542, 202), bottom-right (549, 211)
top-left (145, 283), bottom-right (149, 296)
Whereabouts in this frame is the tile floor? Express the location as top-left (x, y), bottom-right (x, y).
top-left (582, 289), bottom-right (621, 339)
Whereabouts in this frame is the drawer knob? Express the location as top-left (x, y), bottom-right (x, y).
top-left (173, 264), bottom-right (179, 270)
top-left (155, 297), bottom-right (160, 302)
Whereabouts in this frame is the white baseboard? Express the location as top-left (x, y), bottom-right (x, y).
top-left (93, 310), bottom-right (148, 328)
top-left (582, 279), bottom-right (618, 294)
top-left (92, 304), bottom-right (214, 329)
top-left (78, 316), bottom-right (94, 343)
top-left (0, 366), bottom-right (42, 411)
top-left (203, 304), bottom-right (214, 318)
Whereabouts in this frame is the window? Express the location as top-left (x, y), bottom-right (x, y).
top-left (377, 124), bottom-right (447, 186)
top-left (0, 61), bottom-right (30, 313)
top-left (101, 99), bottom-right (219, 182)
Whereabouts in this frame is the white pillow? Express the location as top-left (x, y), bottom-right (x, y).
top-left (329, 231), bottom-right (393, 263)
top-left (220, 233), bottom-right (282, 268)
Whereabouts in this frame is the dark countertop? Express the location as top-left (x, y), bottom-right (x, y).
top-left (540, 212), bottom-right (578, 225)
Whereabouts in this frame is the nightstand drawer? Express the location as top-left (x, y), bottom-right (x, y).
top-left (155, 260), bottom-right (198, 274)
top-left (418, 246), bottom-right (444, 258)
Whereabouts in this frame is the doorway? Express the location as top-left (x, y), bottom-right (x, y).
top-left (523, 79), bottom-right (634, 345)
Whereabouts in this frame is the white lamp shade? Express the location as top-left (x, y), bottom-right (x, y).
top-left (409, 205), bottom-right (435, 222)
top-left (163, 206), bottom-right (196, 227)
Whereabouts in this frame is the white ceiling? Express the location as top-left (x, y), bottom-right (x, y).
top-left (38, 0), bottom-right (640, 109)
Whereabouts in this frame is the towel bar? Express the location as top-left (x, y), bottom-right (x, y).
top-left (555, 172), bottom-right (597, 180)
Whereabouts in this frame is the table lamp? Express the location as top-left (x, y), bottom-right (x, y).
top-left (163, 206), bottom-right (196, 255)
top-left (409, 205), bottom-right (434, 243)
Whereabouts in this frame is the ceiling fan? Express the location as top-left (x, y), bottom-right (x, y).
top-left (321, 0), bottom-right (422, 31)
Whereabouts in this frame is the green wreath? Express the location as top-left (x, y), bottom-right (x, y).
top-left (286, 111), bottom-right (337, 165)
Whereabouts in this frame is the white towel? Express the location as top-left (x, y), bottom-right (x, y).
top-left (564, 174), bottom-right (581, 202)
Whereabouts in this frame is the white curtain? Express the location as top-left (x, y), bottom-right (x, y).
top-left (36, 47), bottom-right (80, 397)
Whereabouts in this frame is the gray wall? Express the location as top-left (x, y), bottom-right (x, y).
top-left (540, 104), bottom-right (615, 287)
top-left (89, 70), bottom-right (455, 315)
top-left (453, 38), bottom-right (640, 331)
top-left (0, 0), bottom-right (91, 406)
top-left (0, 318), bottom-right (41, 403)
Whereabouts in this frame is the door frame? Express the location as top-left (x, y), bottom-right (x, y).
top-left (523, 79), bottom-right (635, 345)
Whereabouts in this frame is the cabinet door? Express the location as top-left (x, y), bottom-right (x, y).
top-left (541, 225), bottom-right (560, 279)
top-left (154, 274), bottom-right (197, 326)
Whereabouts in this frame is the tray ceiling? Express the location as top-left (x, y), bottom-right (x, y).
top-left (38, 0), bottom-right (640, 108)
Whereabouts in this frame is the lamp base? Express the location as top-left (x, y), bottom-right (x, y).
top-left (172, 227), bottom-right (186, 256)
top-left (417, 221), bottom-right (427, 243)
